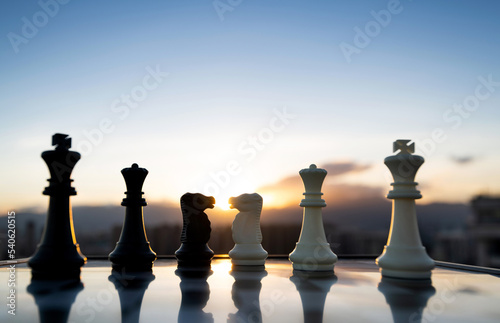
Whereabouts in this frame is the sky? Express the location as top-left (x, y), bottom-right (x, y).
top-left (1, 0), bottom-right (500, 213)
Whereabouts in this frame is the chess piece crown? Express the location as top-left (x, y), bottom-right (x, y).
top-left (42, 133), bottom-right (80, 196)
top-left (384, 139), bottom-right (424, 199)
top-left (121, 163), bottom-right (148, 206)
top-left (299, 164), bottom-right (327, 207)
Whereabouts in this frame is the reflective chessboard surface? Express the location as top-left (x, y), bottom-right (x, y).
top-left (1, 258), bottom-right (500, 323)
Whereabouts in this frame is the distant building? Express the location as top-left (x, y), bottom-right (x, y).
top-left (433, 195), bottom-right (500, 268)
top-left (469, 195), bottom-right (500, 267)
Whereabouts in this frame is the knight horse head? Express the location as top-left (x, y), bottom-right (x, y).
top-left (229, 193), bottom-right (263, 213)
top-left (181, 193), bottom-right (215, 213)
top-left (179, 193), bottom-right (215, 244)
top-left (229, 193), bottom-right (263, 245)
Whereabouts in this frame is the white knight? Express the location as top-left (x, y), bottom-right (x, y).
top-left (228, 193), bottom-right (268, 266)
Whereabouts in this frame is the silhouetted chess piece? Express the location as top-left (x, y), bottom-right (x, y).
top-left (27, 278), bottom-right (84, 323)
top-left (28, 133), bottom-right (86, 280)
top-left (290, 271), bottom-right (337, 323)
top-left (176, 269), bottom-right (214, 323)
top-left (376, 140), bottom-right (435, 279)
top-left (289, 164), bottom-right (337, 272)
top-left (228, 269), bottom-right (267, 323)
top-left (109, 163), bottom-right (157, 272)
top-left (228, 193), bottom-right (268, 268)
top-left (378, 276), bottom-right (435, 323)
top-left (175, 193), bottom-right (215, 269)
top-left (109, 270), bottom-right (155, 323)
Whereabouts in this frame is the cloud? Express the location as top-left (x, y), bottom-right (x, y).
top-left (450, 155), bottom-right (475, 165)
top-left (258, 161), bottom-right (380, 208)
top-left (321, 161), bottom-right (372, 176)
top-left (323, 183), bottom-right (383, 204)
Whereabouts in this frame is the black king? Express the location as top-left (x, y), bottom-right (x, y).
top-left (28, 133), bottom-right (86, 280)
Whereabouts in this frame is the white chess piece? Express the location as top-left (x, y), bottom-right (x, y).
top-left (228, 193), bottom-right (268, 266)
top-left (289, 164), bottom-right (337, 271)
top-left (376, 140), bottom-right (435, 279)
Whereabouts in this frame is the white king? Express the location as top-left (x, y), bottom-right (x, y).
top-left (376, 140), bottom-right (435, 279)
top-left (289, 164), bottom-right (337, 272)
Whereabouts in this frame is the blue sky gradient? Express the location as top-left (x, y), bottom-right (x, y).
top-left (1, 0), bottom-right (499, 210)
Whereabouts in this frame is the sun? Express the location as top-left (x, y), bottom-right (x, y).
top-left (260, 193), bottom-right (274, 205)
top-left (215, 192), bottom-right (233, 210)
top-left (213, 182), bottom-right (258, 210)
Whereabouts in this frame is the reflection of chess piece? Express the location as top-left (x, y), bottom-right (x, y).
top-left (289, 164), bottom-right (337, 272)
top-left (109, 270), bottom-right (155, 323)
top-left (175, 193), bottom-right (215, 269)
top-left (227, 269), bottom-right (267, 323)
top-left (290, 271), bottom-right (337, 323)
top-left (378, 276), bottom-right (435, 323)
top-left (109, 163), bottom-right (157, 272)
top-left (27, 278), bottom-right (84, 323)
top-left (228, 193), bottom-right (268, 268)
top-left (376, 140), bottom-right (435, 279)
top-left (176, 269), bottom-right (214, 323)
top-left (28, 133), bottom-right (86, 280)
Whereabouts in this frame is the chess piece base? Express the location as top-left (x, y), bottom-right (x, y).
top-left (229, 244), bottom-right (268, 266)
top-left (289, 205), bottom-right (337, 272)
top-left (175, 243), bottom-right (214, 269)
top-left (290, 242), bottom-right (338, 272)
top-left (376, 199), bottom-right (435, 280)
top-left (109, 242), bottom-right (156, 272)
top-left (376, 245), bottom-right (435, 280)
top-left (28, 244), bottom-right (86, 280)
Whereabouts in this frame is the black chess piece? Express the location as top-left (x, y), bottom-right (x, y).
top-left (27, 278), bottom-right (84, 323)
top-left (175, 193), bottom-right (215, 269)
top-left (378, 277), bottom-right (435, 323)
top-left (109, 270), bottom-right (155, 323)
top-left (290, 271), bottom-right (337, 323)
top-left (176, 269), bottom-right (214, 323)
top-left (28, 133), bottom-right (86, 280)
top-left (228, 269), bottom-right (268, 323)
top-left (109, 163), bottom-right (157, 272)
